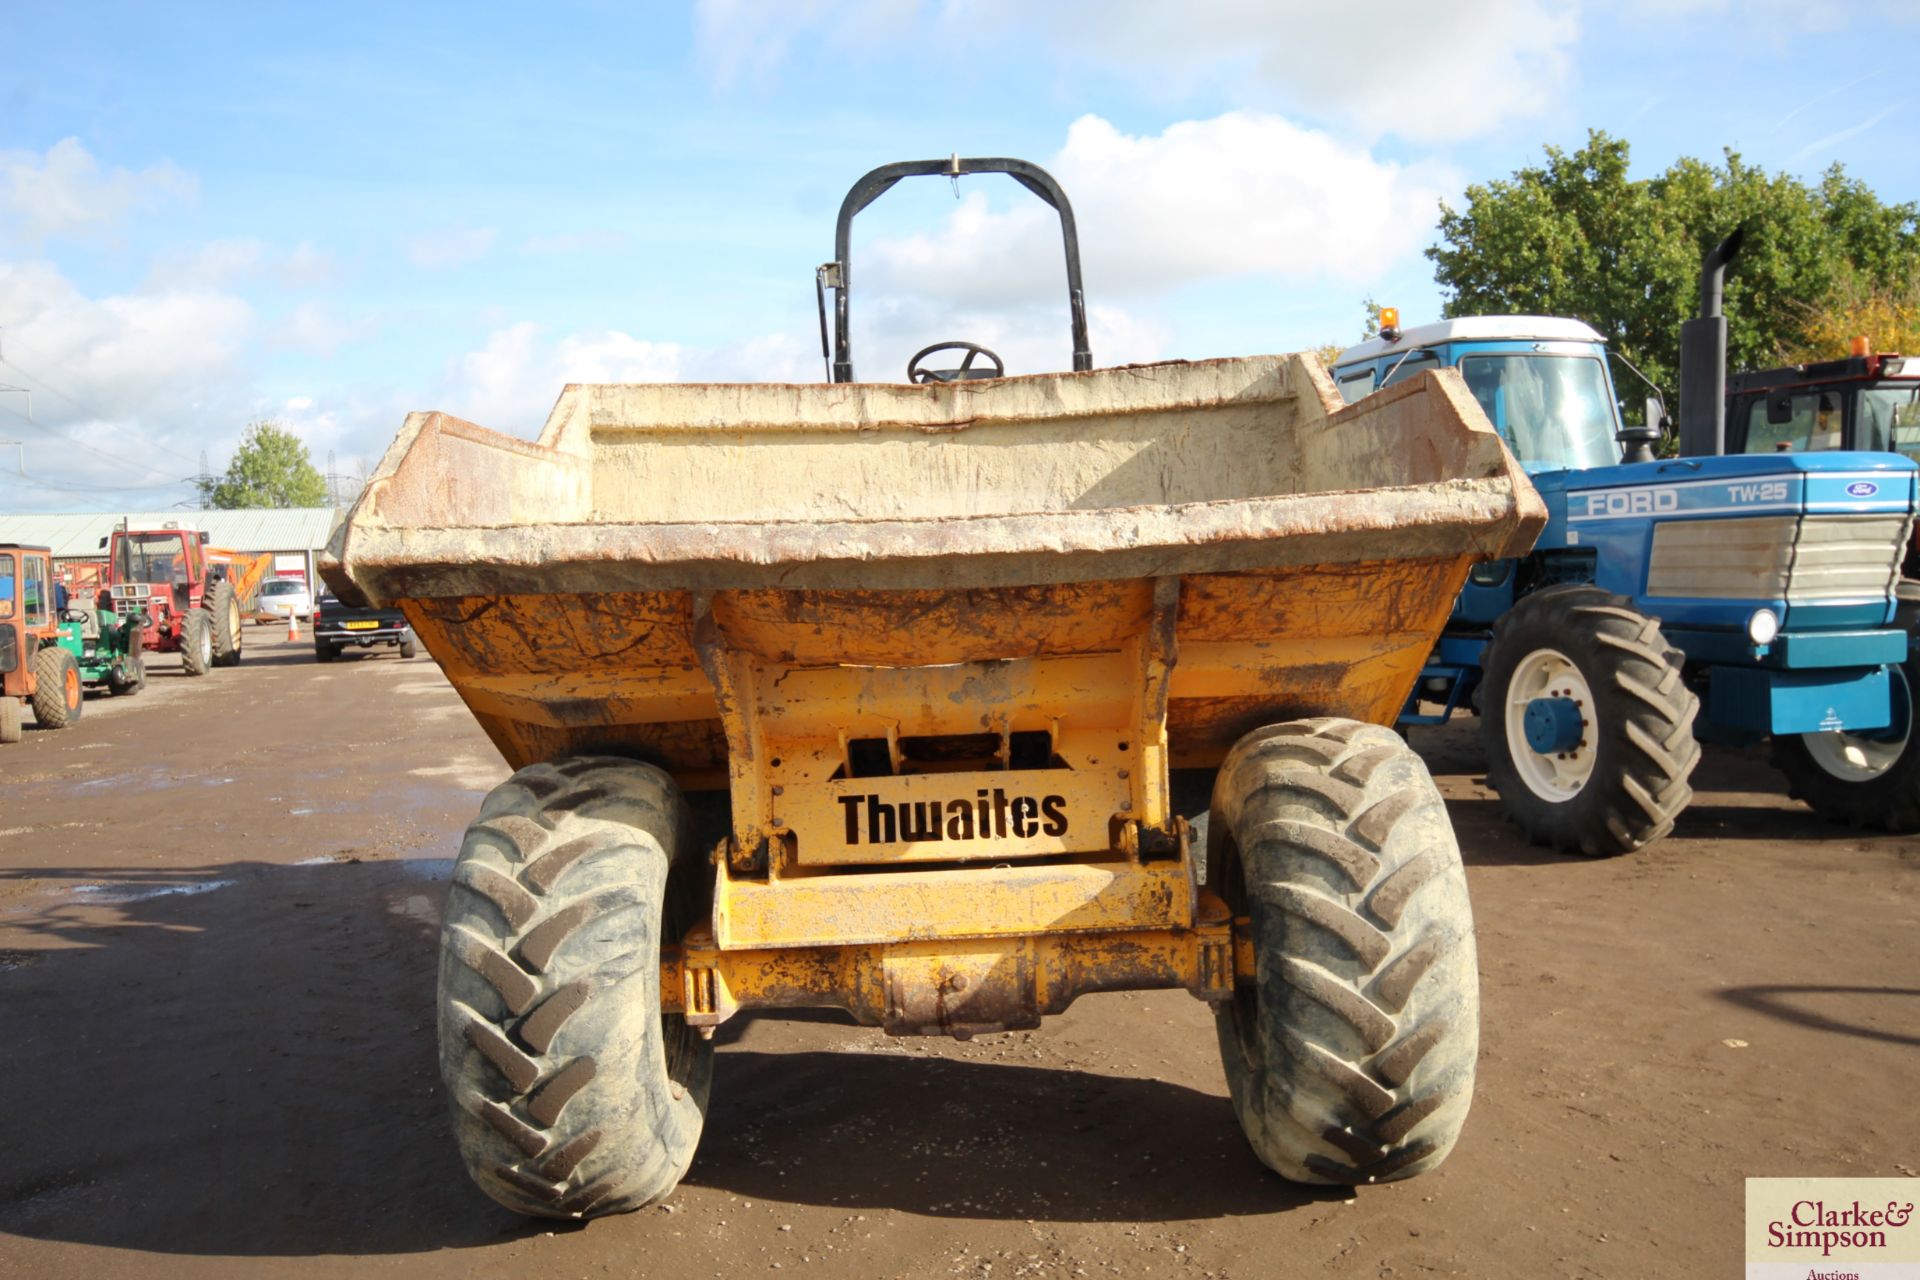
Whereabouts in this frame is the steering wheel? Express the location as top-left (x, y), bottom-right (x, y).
top-left (907, 341), bottom-right (1006, 384)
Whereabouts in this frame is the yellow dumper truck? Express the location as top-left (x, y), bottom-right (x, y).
top-left (324, 158), bottom-right (1544, 1218)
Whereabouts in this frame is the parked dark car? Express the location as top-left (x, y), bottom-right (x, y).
top-left (313, 591), bottom-right (416, 662)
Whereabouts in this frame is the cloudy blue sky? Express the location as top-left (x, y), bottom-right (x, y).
top-left (1, 0), bottom-right (1914, 512)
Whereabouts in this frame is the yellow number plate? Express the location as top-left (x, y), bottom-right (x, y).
top-left (343, 621), bottom-right (378, 631)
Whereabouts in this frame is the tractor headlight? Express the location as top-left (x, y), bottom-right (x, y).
top-left (1747, 608), bottom-right (1780, 646)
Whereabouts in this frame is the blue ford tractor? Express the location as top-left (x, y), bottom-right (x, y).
top-left (1330, 236), bottom-right (1919, 855)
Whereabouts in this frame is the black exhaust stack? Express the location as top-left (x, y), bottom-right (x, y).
top-left (1676, 227), bottom-right (1744, 457)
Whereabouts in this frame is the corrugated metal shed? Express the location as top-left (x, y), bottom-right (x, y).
top-left (0, 509), bottom-right (341, 559)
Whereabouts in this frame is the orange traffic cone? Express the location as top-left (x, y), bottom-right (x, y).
top-left (286, 609), bottom-right (300, 642)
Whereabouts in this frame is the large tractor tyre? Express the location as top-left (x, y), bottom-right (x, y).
top-left (108, 648), bottom-right (145, 696)
top-left (1206, 718), bottom-right (1478, 1186)
top-left (30, 647), bottom-right (84, 729)
top-left (0, 697), bottom-right (21, 744)
top-left (438, 756), bottom-right (712, 1219)
top-left (181, 611), bottom-right (214, 676)
top-left (207, 581), bottom-right (243, 667)
top-left (1479, 585), bottom-right (1699, 857)
top-left (1772, 651), bottom-right (1920, 832)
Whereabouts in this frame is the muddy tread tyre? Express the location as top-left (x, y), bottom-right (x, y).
top-left (1771, 645), bottom-right (1920, 832)
top-left (439, 755), bottom-right (711, 1219)
top-left (1207, 717), bottom-right (1477, 1185)
top-left (1480, 585), bottom-right (1699, 857)
top-left (0, 696), bottom-right (21, 743)
top-left (208, 580), bottom-right (242, 667)
top-left (30, 647), bottom-right (83, 729)
top-left (181, 610), bottom-right (214, 676)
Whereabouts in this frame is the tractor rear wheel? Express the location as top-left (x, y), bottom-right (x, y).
top-left (182, 611), bottom-right (214, 676)
top-left (1480, 585), bottom-right (1699, 856)
top-left (31, 647), bottom-right (84, 729)
top-left (208, 580), bottom-right (242, 667)
top-left (438, 755), bottom-right (711, 1219)
top-left (1206, 718), bottom-right (1478, 1185)
top-left (0, 697), bottom-right (21, 744)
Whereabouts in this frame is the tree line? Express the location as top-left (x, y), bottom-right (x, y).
top-left (1422, 129), bottom-right (1920, 411)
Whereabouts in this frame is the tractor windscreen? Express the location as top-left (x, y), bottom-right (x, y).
top-left (1860, 384), bottom-right (1920, 460)
top-left (115, 534), bottom-right (190, 587)
top-left (1457, 353), bottom-right (1620, 471)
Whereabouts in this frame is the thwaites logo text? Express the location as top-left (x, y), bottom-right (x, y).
top-left (838, 788), bottom-right (1068, 847)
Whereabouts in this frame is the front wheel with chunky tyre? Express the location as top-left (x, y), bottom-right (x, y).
top-left (439, 755), bottom-right (712, 1219)
top-left (1479, 585), bottom-right (1699, 857)
top-left (1206, 718), bottom-right (1478, 1185)
top-left (108, 648), bottom-right (144, 696)
top-left (1773, 653), bottom-right (1920, 832)
top-left (30, 647), bottom-right (84, 729)
top-left (181, 610), bottom-right (214, 676)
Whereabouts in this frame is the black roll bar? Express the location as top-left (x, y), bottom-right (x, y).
top-left (819, 156), bottom-right (1092, 383)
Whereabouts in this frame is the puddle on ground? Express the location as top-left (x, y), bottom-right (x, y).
top-left (286, 855), bottom-right (451, 879)
top-left (397, 857), bottom-right (453, 881)
top-left (388, 893), bottom-right (441, 927)
top-left (0, 822), bottom-right (103, 839)
top-left (393, 681), bottom-right (457, 697)
top-left (63, 764), bottom-right (236, 794)
top-left (410, 760), bottom-right (509, 791)
top-left (67, 879), bottom-right (236, 904)
top-left (384, 859), bottom-right (452, 928)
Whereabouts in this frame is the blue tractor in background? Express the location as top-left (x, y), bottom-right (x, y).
top-left (1330, 234), bottom-right (1919, 856)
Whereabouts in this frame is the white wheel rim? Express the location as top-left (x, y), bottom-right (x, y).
top-left (199, 629), bottom-right (212, 667)
top-left (1505, 646), bottom-right (1596, 801)
top-left (1803, 732), bottom-right (1903, 780)
top-left (1801, 670), bottom-right (1909, 781)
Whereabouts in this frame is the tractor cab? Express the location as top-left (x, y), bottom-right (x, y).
top-left (105, 525), bottom-right (207, 622)
top-left (1331, 314), bottom-right (1627, 473)
top-left (0, 543), bottom-right (58, 689)
top-left (1727, 346), bottom-right (1920, 461)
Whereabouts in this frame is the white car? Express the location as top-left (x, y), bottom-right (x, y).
top-left (255, 576), bottom-right (313, 624)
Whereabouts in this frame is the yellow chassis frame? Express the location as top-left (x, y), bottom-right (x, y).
top-left (632, 567), bottom-right (1443, 1037)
